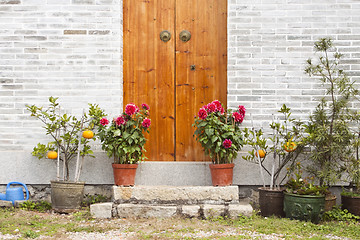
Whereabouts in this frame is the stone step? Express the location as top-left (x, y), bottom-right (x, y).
top-left (90, 202), bottom-right (253, 219)
top-left (112, 185), bottom-right (240, 205)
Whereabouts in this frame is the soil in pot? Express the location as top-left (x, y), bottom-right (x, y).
top-left (258, 187), bottom-right (285, 217)
top-left (112, 164), bottom-right (138, 186)
top-left (51, 181), bottom-right (85, 213)
top-left (341, 194), bottom-right (360, 216)
top-left (209, 163), bottom-right (234, 186)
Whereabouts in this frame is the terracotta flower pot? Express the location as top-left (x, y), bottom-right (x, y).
top-left (325, 194), bottom-right (337, 212)
top-left (112, 163), bottom-right (138, 186)
top-left (209, 163), bottom-right (234, 186)
top-left (258, 187), bottom-right (285, 217)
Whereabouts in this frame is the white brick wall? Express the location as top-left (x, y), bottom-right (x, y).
top-left (0, 0), bottom-right (359, 184)
top-left (0, 0), bottom-right (122, 153)
top-left (228, 0), bottom-right (360, 130)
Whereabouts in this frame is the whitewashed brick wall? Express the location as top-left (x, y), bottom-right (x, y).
top-left (0, 0), bottom-right (359, 184)
top-left (228, 0), bottom-right (360, 130)
top-left (0, 0), bottom-right (122, 154)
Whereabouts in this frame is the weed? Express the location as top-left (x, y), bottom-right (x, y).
top-left (20, 201), bottom-right (52, 212)
top-left (81, 194), bottom-right (110, 207)
top-left (322, 205), bottom-right (360, 222)
top-left (22, 230), bottom-right (40, 239)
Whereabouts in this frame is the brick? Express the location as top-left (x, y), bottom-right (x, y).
top-left (63, 30), bottom-right (87, 35)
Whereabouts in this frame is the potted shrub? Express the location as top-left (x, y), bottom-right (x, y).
top-left (243, 104), bottom-right (305, 217)
top-left (303, 38), bottom-right (359, 211)
top-left (284, 162), bottom-right (328, 223)
top-left (92, 103), bottom-right (151, 186)
top-left (27, 97), bottom-right (105, 212)
top-left (193, 100), bottom-right (245, 186)
top-left (341, 114), bottom-right (360, 216)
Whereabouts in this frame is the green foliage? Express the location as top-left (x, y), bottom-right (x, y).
top-left (323, 205), bottom-right (360, 222)
top-left (92, 103), bottom-right (151, 164)
top-left (20, 201), bottom-right (52, 212)
top-left (243, 104), bottom-right (305, 187)
top-left (303, 38), bottom-right (359, 186)
top-left (81, 194), bottom-right (110, 207)
top-left (193, 100), bottom-right (245, 164)
top-left (26, 97), bottom-right (106, 181)
top-left (285, 162), bottom-right (328, 196)
top-left (22, 230), bottom-right (40, 239)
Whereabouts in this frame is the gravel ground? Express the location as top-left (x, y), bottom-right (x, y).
top-left (0, 228), bottom-right (351, 240)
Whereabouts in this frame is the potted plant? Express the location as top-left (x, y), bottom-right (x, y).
top-left (92, 103), bottom-right (151, 186)
top-left (303, 37), bottom-right (359, 211)
top-left (193, 100), bottom-right (245, 186)
top-left (284, 162), bottom-right (328, 223)
top-left (243, 104), bottom-right (305, 217)
top-left (27, 97), bottom-right (105, 212)
top-left (341, 113), bottom-right (360, 216)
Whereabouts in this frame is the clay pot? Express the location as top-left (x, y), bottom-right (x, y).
top-left (341, 194), bottom-right (360, 216)
top-left (112, 164), bottom-right (138, 186)
top-left (50, 181), bottom-right (85, 213)
top-left (209, 163), bottom-right (234, 186)
top-left (324, 194), bottom-right (337, 212)
top-left (258, 187), bottom-right (285, 217)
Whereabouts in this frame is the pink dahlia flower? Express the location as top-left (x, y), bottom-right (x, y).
top-left (99, 118), bottom-right (109, 126)
top-left (232, 112), bottom-right (244, 123)
top-left (115, 116), bottom-right (126, 126)
top-left (206, 103), bottom-right (217, 113)
top-left (238, 105), bottom-right (246, 117)
top-left (142, 118), bottom-right (151, 128)
top-left (223, 139), bottom-right (232, 149)
top-left (141, 103), bottom-right (150, 110)
top-left (198, 108), bottom-right (208, 119)
top-left (125, 103), bottom-right (138, 116)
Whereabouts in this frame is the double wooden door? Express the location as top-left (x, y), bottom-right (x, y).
top-left (123, 0), bottom-right (227, 161)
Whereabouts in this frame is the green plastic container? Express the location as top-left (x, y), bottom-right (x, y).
top-left (283, 192), bottom-right (325, 223)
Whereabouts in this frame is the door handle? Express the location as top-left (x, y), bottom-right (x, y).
top-left (179, 30), bottom-right (191, 42)
top-left (160, 30), bottom-right (171, 42)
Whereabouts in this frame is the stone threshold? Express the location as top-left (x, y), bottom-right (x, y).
top-left (90, 185), bottom-right (254, 219)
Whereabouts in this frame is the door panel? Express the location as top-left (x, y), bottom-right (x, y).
top-left (123, 0), bottom-right (227, 162)
top-left (175, 0), bottom-right (227, 161)
top-left (123, 0), bottom-right (175, 161)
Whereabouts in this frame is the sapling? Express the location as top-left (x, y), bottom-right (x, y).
top-left (27, 97), bottom-right (106, 182)
top-left (304, 37), bottom-right (359, 186)
top-left (243, 105), bottom-right (304, 189)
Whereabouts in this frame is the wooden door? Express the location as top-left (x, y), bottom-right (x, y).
top-left (123, 0), bottom-right (227, 161)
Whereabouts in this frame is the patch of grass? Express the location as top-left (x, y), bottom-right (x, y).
top-left (1, 208), bottom-right (360, 239)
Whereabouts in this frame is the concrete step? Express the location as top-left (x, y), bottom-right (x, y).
top-left (112, 185), bottom-right (240, 205)
top-left (90, 202), bottom-right (253, 219)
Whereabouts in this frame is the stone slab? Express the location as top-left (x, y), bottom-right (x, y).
top-left (203, 204), bottom-right (226, 219)
top-left (0, 200), bottom-right (13, 207)
top-left (117, 204), bottom-right (177, 218)
top-left (90, 202), bottom-right (113, 219)
top-left (228, 204), bottom-right (253, 218)
top-left (113, 186), bottom-right (239, 204)
top-left (181, 205), bottom-right (201, 218)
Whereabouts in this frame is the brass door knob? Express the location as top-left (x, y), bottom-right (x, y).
top-left (179, 30), bottom-right (191, 42)
top-left (160, 30), bottom-right (171, 42)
